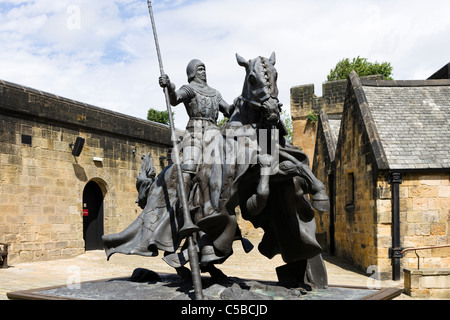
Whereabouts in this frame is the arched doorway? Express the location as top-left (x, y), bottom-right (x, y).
top-left (82, 180), bottom-right (104, 250)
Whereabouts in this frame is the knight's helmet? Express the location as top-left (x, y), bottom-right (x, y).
top-left (186, 59), bottom-right (205, 82)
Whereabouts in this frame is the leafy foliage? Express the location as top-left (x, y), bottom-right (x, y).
top-left (327, 56), bottom-right (393, 81)
top-left (306, 111), bottom-right (319, 124)
top-left (147, 108), bottom-right (174, 125)
top-left (217, 117), bottom-right (229, 127)
top-left (281, 110), bottom-right (293, 144)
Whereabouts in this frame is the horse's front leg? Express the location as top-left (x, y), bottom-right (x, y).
top-left (246, 154), bottom-right (273, 216)
top-left (278, 151), bottom-right (330, 213)
top-left (293, 162), bottom-right (330, 212)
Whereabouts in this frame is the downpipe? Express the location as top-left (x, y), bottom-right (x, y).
top-left (388, 173), bottom-right (403, 281)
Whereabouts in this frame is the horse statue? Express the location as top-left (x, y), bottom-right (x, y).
top-left (102, 52), bottom-right (330, 289)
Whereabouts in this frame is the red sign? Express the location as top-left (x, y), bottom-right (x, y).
top-left (83, 209), bottom-right (89, 217)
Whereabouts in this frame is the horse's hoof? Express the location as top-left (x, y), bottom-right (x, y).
top-left (312, 192), bottom-right (330, 212)
top-left (176, 266), bottom-right (192, 281)
top-left (200, 248), bottom-right (225, 266)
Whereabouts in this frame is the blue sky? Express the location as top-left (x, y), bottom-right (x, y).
top-left (1, 0), bottom-right (449, 129)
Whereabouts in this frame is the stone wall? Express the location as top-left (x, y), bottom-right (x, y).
top-left (311, 111), bottom-right (336, 251)
top-left (400, 173), bottom-right (449, 269)
top-left (302, 73), bottom-right (450, 282)
top-left (404, 268), bottom-right (450, 298)
top-left (291, 76), bottom-right (383, 162)
top-left (291, 119), bottom-right (316, 164)
top-left (290, 80), bottom-right (348, 120)
top-left (376, 173), bottom-right (450, 275)
top-left (290, 80), bottom-right (347, 162)
top-left (332, 93), bottom-right (449, 279)
top-left (334, 92), bottom-right (379, 276)
top-left (0, 80), bottom-right (172, 263)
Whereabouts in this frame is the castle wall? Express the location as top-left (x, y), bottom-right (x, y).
top-left (311, 112), bottom-right (336, 252)
top-left (373, 172), bottom-right (450, 279)
top-left (333, 91), bottom-right (380, 276)
top-left (0, 80), bottom-right (172, 263)
top-left (291, 76), bottom-right (382, 163)
top-left (290, 80), bottom-right (347, 163)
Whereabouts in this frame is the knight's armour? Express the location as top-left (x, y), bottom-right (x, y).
top-left (180, 83), bottom-right (222, 123)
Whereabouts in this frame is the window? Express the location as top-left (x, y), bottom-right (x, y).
top-left (21, 134), bottom-right (32, 146)
top-left (346, 172), bottom-right (355, 206)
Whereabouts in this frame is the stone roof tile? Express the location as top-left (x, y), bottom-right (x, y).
top-left (362, 83), bottom-right (450, 170)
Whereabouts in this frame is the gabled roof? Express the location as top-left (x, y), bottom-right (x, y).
top-left (328, 117), bottom-right (341, 147)
top-left (349, 72), bottom-right (450, 171)
top-left (317, 110), bottom-right (341, 163)
top-left (428, 63), bottom-right (450, 79)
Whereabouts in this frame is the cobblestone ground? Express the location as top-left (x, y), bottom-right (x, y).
top-left (0, 227), bottom-right (414, 300)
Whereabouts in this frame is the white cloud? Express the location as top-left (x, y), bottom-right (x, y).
top-left (0, 0), bottom-right (449, 130)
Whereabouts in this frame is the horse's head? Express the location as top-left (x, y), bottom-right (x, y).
top-left (236, 52), bottom-right (281, 126)
top-left (138, 152), bottom-right (156, 180)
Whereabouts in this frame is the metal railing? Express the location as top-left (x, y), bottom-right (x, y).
top-left (401, 244), bottom-right (450, 270)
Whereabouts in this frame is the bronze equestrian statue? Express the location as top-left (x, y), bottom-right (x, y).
top-left (103, 52), bottom-right (330, 293)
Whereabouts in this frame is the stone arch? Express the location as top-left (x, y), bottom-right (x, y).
top-left (82, 180), bottom-right (105, 250)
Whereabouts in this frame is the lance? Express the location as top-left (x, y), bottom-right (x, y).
top-left (146, 0), bottom-right (204, 300)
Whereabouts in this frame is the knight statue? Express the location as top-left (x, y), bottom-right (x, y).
top-left (103, 52), bottom-right (330, 293)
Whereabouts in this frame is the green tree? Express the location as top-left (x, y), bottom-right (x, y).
top-left (217, 117), bottom-right (229, 127)
top-left (327, 56), bottom-right (393, 81)
top-left (147, 108), bottom-right (174, 125)
top-left (281, 110), bottom-right (293, 144)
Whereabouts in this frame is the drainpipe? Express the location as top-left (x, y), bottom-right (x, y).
top-left (388, 172), bottom-right (403, 281)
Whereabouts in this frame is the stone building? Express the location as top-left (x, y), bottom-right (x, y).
top-left (311, 110), bottom-right (341, 255)
top-left (290, 75), bottom-right (382, 164)
top-left (0, 80), bottom-right (172, 264)
top-left (302, 70), bottom-right (450, 280)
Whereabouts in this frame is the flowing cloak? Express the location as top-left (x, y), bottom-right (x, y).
top-left (103, 163), bottom-right (184, 260)
top-left (102, 129), bottom-right (238, 264)
top-left (103, 124), bottom-right (322, 266)
top-left (219, 123), bottom-right (323, 264)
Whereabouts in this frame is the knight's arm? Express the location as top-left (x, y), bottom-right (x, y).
top-left (219, 99), bottom-right (235, 119)
top-left (159, 74), bottom-right (190, 106)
